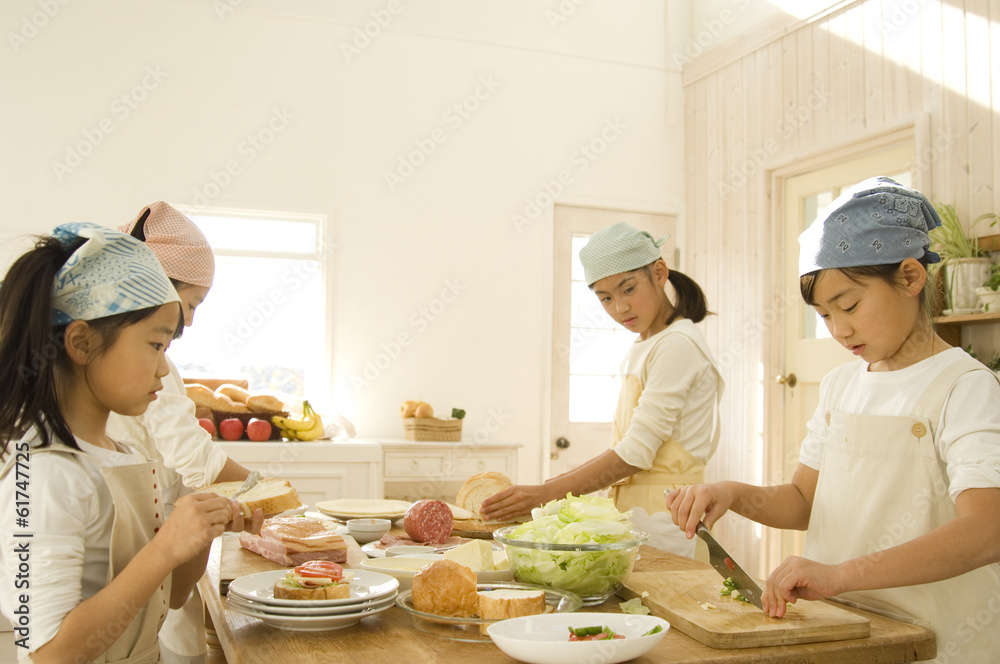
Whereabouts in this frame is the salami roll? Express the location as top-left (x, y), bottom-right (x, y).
top-left (404, 499), bottom-right (454, 543)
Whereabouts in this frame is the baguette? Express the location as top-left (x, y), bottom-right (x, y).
top-left (273, 578), bottom-right (350, 600)
top-left (185, 384), bottom-right (250, 413)
top-left (198, 478), bottom-right (302, 518)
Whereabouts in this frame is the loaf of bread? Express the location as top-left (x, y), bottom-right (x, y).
top-left (411, 559), bottom-right (478, 618)
top-left (216, 383), bottom-right (251, 404)
top-left (456, 472), bottom-right (516, 523)
top-left (197, 478), bottom-right (302, 518)
top-left (186, 384), bottom-right (250, 413)
top-left (477, 589), bottom-right (546, 620)
top-left (246, 393), bottom-right (285, 413)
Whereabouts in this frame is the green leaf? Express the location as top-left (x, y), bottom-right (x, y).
top-left (451, 408), bottom-right (466, 419)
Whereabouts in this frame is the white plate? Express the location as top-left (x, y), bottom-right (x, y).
top-left (228, 569), bottom-right (398, 607)
top-left (358, 555), bottom-right (443, 591)
top-left (227, 594), bottom-right (395, 631)
top-left (315, 499), bottom-right (412, 520)
top-left (487, 613), bottom-right (669, 664)
top-left (227, 591), bottom-right (396, 617)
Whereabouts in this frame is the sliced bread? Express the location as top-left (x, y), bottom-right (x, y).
top-left (456, 472), bottom-right (513, 523)
top-left (198, 478), bottom-right (302, 518)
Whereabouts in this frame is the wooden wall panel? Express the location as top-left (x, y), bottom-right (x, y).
top-left (682, 0), bottom-right (1000, 575)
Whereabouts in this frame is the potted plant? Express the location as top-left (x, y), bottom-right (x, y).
top-left (929, 203), bottom-right (997, 314)
top-left (976, 264), bottom-right (1000, 313)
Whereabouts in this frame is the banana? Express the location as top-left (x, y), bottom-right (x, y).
top-left (272, 401), bottom-right (324, 441)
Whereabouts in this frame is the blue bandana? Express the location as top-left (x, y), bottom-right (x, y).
top-left (51, 222), bottom-right (180, 325)
top-left (798, 176), bottom-right (942, 276)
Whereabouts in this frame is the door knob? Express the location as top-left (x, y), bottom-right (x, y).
top-left (555, 437), bottom-right (571, 449)
top-left (776, 373), bottom-right (798, 388)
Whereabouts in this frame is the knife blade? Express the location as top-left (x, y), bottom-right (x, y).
top-left (232, 470), bottom-right (260, 500)
top-left (695, 522), bottom-right (764, 609)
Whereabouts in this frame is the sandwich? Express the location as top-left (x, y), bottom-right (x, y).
top-left (273, 560), bottom-right (353, 600)
top-left (240, 516), bottom-right (347, 566)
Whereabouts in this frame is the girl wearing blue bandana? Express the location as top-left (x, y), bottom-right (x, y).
top-left (667, 178), bottom-right (1000, 662)
top-left (0, 224), bottom-right (261, 664)
top-left (482, 222), bottom-right (724, 559)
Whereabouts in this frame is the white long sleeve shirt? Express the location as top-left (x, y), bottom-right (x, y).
top-left (799, 348), bottom-right (1000, 499)
top-left (0, 433), bottom-right (137, 657)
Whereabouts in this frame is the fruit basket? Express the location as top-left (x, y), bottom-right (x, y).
top-left (211, 410), bottom-right (287, 441)
top-left (403, 417), bottom-right (462, 442)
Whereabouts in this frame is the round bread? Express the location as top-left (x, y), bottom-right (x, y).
top-left (246, 393), bottom-right (285, 413)
top-left (456, 472), bottom-right (513, 523)
top-left (216, 383), bottom-right (251, 404)
top-left (411, 559), bottom-right (478, 617)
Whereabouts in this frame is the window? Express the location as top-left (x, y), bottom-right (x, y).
top-left (167, 207), bottom-right (330, 401)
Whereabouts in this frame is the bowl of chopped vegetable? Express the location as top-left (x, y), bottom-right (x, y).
top-left (492, 495), bottom-right (648, 606)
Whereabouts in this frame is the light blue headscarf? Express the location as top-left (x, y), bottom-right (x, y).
top-left (798, 176), bottom-right (942, 276)
top-left (51, 222), bottom-right (180, 325)
top-left (579, 222), bottom-right (671, 286)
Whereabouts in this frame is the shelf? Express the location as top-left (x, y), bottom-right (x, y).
top-left (933, 311), bottom-right (1000, 326)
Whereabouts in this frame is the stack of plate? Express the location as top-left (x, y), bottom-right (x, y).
top-left (226, 569), bottom-right (399, 631)
top-left (315, 498), bottom-right (412, 520)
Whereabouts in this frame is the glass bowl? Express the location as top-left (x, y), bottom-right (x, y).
top-left (493, 525), bottom-right (648, 606)
top-left (395, 582), bottom-right (582, 642)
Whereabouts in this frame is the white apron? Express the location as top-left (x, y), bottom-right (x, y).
top-left (1, 442), bottom-right (169, 663)
top-left (609, 325), bottom-right (722, 560)
top-left (804, 356), bottom-right (1000, 663)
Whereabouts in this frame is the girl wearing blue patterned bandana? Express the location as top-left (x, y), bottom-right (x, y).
top-left (482, 222), bottom-right (724, 559)
top-left (667, 177), bottom-right (1000, 662)
top-left (0, 224), bottom-right (260, 664)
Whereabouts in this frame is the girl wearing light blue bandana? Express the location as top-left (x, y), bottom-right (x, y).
top-left (0, 224), bottom-right (260, 664)
top-left (482, 222), bottom-right (724, 559)
top-left (667, 177), bottom-right (1000, 662)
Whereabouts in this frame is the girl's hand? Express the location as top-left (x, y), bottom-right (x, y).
top-left (479, 485), bottom-right (548, 523)
top-left (762, 556), bottom-right (844, 617)
top-left (155, 493), bottom-right (235, 566)
top-left (224, 501), bottom-right (264, 536)
top-left (665, 482), bottom-right (734, 538)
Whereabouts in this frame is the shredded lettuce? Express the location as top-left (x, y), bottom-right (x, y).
top-left (507, 494), bottom-right (640, 599)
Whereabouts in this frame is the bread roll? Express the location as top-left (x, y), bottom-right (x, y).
top-left (411, 559), bottom-right (478, 618)
top-left (273, 579), bottom-right (350, 600)
top-left (216, 383), bottom-right (251, 404)
top-left (246, 393), bottom-right (285, 412)
top-left (456, 472), bottom-right (514, 523)
top-left (198, 478), bottom-right (302, 518)
top-left (186, 384), bottom-right (249, 413)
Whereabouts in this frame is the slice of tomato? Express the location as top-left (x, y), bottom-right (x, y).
top-left (294, 561), bottom-right (344, 580)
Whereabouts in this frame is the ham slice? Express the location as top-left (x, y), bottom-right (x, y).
top-left (374, 533), bottom-right (471, 550)
top-left (240, 516), bottom-right (347, 566)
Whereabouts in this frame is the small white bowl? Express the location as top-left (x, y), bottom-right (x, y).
top-left (385, 545), bottom-right (438, 557)
top-left (346, 518), bottom-right (391, 544)
top-left (487, 612), bottom-right (669, 664)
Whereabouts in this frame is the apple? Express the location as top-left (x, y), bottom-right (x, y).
top-left (400, 400), bottom-right (420, 418)
top-left (219, 418), bottom-right (244, 441)
top-left (246, 418), bottom-right (272, 442)
top-left (197, 418), bottom-right (216, 437)
top-left (414, 402), bottom-right (434, 418)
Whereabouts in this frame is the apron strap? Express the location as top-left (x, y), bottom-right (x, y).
top-left (910, 356), bottom-right (994, 437)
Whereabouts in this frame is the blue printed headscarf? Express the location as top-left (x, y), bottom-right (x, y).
top-left (50, 222), bottom-right (180, 325)
top-left (798, 176), bottom-right (942, 276)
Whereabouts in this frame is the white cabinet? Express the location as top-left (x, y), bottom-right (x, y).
top-left (372, 438), bottom-right (521, 502)
top-left (215, 440), bottom-right (384, 506)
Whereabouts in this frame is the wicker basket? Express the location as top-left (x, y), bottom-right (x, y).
top-left (403, 417), bottom-right (462, 442)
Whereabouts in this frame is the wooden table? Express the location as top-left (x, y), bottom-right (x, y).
top-left (199, 538), bottom-right (936, 663)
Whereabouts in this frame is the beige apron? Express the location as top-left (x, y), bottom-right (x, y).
top-left (804, 357), bottom-right (1000, 663)
top-left (609, 326), bottom-right (722, 560)
top-left (1, 441), bottom-right (169, 663)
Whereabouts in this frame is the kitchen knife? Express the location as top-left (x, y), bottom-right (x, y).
top-left (232, 469), bottom-right (260, 500)
top-left (695, 522), bottom-right (764, 609)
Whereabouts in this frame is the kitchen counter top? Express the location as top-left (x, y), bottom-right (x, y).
top-left (199, 539), bottom-right (935, 663)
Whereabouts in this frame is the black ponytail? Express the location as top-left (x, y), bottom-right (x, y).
top-left (0, 236), bottom-right (80, 457)
top-left (663, 268), bottom-right (712, 325)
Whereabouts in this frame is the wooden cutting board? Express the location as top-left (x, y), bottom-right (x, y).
top-left (450, 518), bottom-right (525, 539)
top-left (619, 569), bottom-right (870, 649)
top-left (218, 533), bottom-right (366, 595)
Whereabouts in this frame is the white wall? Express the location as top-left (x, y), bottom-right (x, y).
top-left (0, 0), bottom-right (684, 484)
